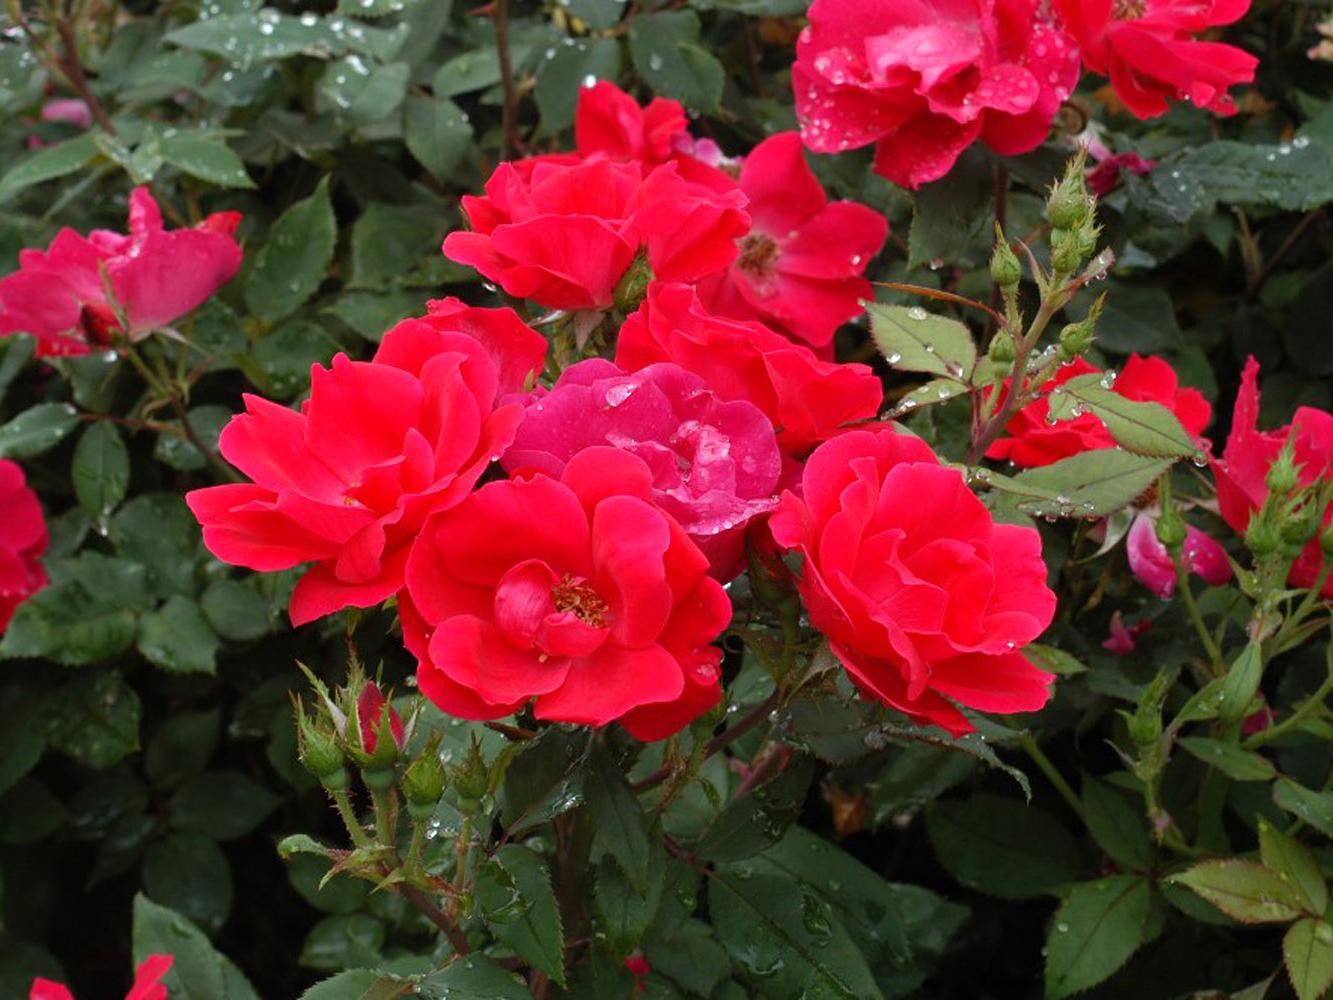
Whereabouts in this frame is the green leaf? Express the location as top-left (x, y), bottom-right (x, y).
top-left (907, 146), bottom-right (992, 270)
top-left (889, 378), bottom-right (970, 418)
top-left (1171, 860), bottom-right (1306, 923)
top-left (0, 683), bottom-right (49, 797)
top-left (432, 48), bottom-right (504, 97)
top-left (0, 777), bottom-right (68, 845)
top-left (475, 844), bottom-right (565, 985)
top-left (134, 894), bottom-right (259, 1000)
top-left (534, 39), bottom-right (621, 132)
top-left (420, 954), bottom-right (532, 998)
top-left (1003, 450), bottom-right (1174, 519)
top-left (146, 709), bottom-right (222, 790)
top-left (322, 60), bottom-right (410, 126)
top-left (138, 596), bottom-right (221, 675)
top-left (867, 303), bottom-right (977, 382)
top-left (143, 833), bottom-right (234, 933)
top-left (593, 842), bottom-right (665, 957)
top-left (300, 914), bottom-right (385, 972)
top-left (583, 744), bottom-right (651, 891)
top-left (644, 919), bottom-right (731, 998)
top-left (1026, 644), bottom-right (1089, 676)
top-left (349, 203), bottom-right (443, 290)
top-left (1081, 776), bottom-right (1152, 873)
top-left (200, 579), bottom-right (271, 642)
top-left (245, 321), bottom-right (340, 398)
top-left (628, 12), bottom-right (723, 113)
top-left (166, 10), bottom-right (407, 64)
top-left (335, 0), bottom-right (426, 16)
top-left (1273, 778), bottom-right (1333, 839)
top-left (1285, 918), bottom-right (1333, 1000)
top-left (0, 133), bottom-right (101, 201)
top-left (285, 852), bottom-right (371, 916)
top-left (169, 771), bottom-right (281, 840)
top-left (0, 403), bottom-right (80, 459)
top-left (1219, 643), bottom-right (1265, 726)
top-left (47, 670), bottom-right (141, 770)
top-left (160, 133), bottom-right (255, 188)
top-left (499, 727), bottom-right (588, 831)
top-left (695, 755), bottom-right (814, 861)
top-left (1044, 876), bottom-right (1153, 999)
top-left (1258, 818), bottom-right (1327, 917)
top-left (300, 970), bottom-right (392, 999)
top-left (403, 95), bottom-right (473, 179)
top-left (1152, 141), bottom-right (1333, 216)
top-left (72, 421), bottom-right (130, 519)
top-left (245, 177), bottom-right (336, 323)
top-left (566, 0), bottom-right (625, 30)
top-left (1178, 737), bottom-right (1276, 782)
top-left (926, 794), bottom-right (1080, 899)
top-left (710, 863), bottom-right (884, 999)
top-left (1045, 373), bottom-right (1198, 458)
top-left (0, 555), bottom-right (147, 665)
top-left (110, 493), bottom-right (201, 599)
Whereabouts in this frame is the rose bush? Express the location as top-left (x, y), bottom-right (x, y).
top-left (0, 0), bottom-right (1328, 997)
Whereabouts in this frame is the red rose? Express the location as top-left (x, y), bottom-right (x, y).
top-left (503, 358), bottom-right (783, 580)
top-left (187, 304), bottom-right (542, 625)
top-left (770, 427), bottom-right (1057, 735)
top-left (1055, 0), bottom-right (1257, 118)
top-left (356, 680), bottom-right (406, 755)
top-left (1213, 357), bottom-right (1333, 596)
top-left (0, 187), bottom-right (241, 357)
top-left (793, 0), bottom-right (1079, 189)
top-left (616, 282), bottom-right (883, 454)
top-left (695, 132), bottom-right (887, 350)
top-left (32, 954), bottom-right (172, 1000)
top-left (986, 354), bottom-right (1212, 468)
top-left (402, 448), bottom-right (730, 741)
top-left (442, 157), bottom-right (748, 312)
top-left (575, 80), bottom-right (688, 166)
top-left (0, 459), bottom-right (48, 633)
top-left (1086, 150), bottom-right (1155, 195)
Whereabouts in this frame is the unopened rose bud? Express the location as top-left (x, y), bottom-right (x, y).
top-left (1154, 508), bottom-right (1187, 549)
top-left (613, 255), bottom-right (654, 314)
top-left (1050, 227), bottom-right (1083, 275)
top-left (1278, 498), bottom-right (1321, 555)
top-left (401, 734), bottom-right (448, 821)
top-left (1047, 152), bottom-right (1093, 231)
top-left (990, 226), bottom-right (1022, 289)
top-left (1244, 510), bottom-right (1281, 556)
top-left (1265, 449), bottom-right (1300, 496)
top-left (988, 330), bottom-right (1017, 366)
top-left (355, 682), bottom-right (405, 774)
top-left (451, 736), bottom-right (489, 812)
top-left (1057, 320), bottom-right (1094, 361)
top-left (295, 701), bottom-right (348, 790)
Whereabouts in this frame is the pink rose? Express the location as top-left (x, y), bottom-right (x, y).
top-left (1125, 512), bottom-right (1231, 599)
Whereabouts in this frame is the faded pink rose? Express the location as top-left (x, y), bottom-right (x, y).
top-left (503, 359), bottom-right (782, 580)
top-left (1125, 511), bottom-right (1231, 599)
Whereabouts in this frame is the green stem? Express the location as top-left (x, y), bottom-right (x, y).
top-left (1176, 561), bottom-right (1224, 675)
top-left (1245, 640), bottom-right (1333, 749)
top-left (404, 818), bottom-right (427, 873)
top-left (332, 789), bottom-right (374, 849)
top-left (1017, 732), bottom-right (1087, 825)
top-left (370, 785), bottom-right (398, 845)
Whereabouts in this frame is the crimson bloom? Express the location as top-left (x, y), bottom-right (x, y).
top-left (356, 680), bottom-right (406, 755)
top-left (402, 448), bottom-right (731, 741)
top-left (0, 459), bottom-right (48, 633)
top-left (442, 157), bottom-right (748, 312)
top-left (575, 80), bottom-right (688, 166)
top-left (793, 0), bottom-right (1080, 189)
top-left (617, 282), bottom-right (883, 454)
top-left (31, 955), bottom-right (173, 1000)
top-left (770, 427), bottom-right (1057, 735)
top-left (1212, 357), bottom-right (1333, 597)
top-left (0, 187), bottom-right (241, 357)
top-left (1125, 511), bottom-right (1231, 598)
top-left (987, 354), bottom-right (1212, 468)
top-left (695, 132), bottom-right (887, 350)
top-left (1055, 0), bottom-right (1257, 118)
top-left (1086, 150), bottom-right (1155, 195)
top-left (503, 359), bottom-right (783, 580)
top-left (187, 303), bottom-right (544, 626)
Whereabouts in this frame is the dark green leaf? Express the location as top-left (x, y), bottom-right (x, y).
top-left (1219, 643), bottom-right (1265, 726)
top-left (403, 95), bottom-right (473, 179)
top-left (0, 403), bottom-right (80, 459)
top-left (644, 919), bottom-right (730, 998)
top-left (143, 833), bottom-right (234, 933)
top-left (0, 555), bottom-right (148, 665)
top-left (72, 421), bottom-right (130, 519)
top-left (169, 771), bottom-right (281, 840)
top-left (583, 744), bottom-right (651, 890)
top-left (695, 755), bottom-right (813, 861)
top-left (138, 596), bottom-right (220, 675)
top-left (0, 133), bottom-right (101, 201)
top-left (160, 133), bottom-right (255, 188)
top-left (0, 778), bottom-right (68, 844)
top-left (1044, 876), bottom-right (1153, 999)
top-left (154, 405), bottom-right (232, 471)
top-left (1178, 737), bottom-right (1276, 782)
top-left (628, 12), bottom-right (723, 113)
top-left (1258, 818), bottom-right (1327, 917)
top-left (475, 844), bottom-right (565, 984)
top-left (1003, 451), bottom-right (1174, 519)
top-left (245, 322), bottom-right (340, 398)
top-left (322, 60), bottom-right (410, 126)
top-left (110, 493), bottom-right (201, 599)
top-left (534, 39), bottom-right (621, 131)
top-left (245, 177), bottom-right (336, 323)
top-left (907, 147), bottom-right (992, 270)
top-left (200, 579), bottom-right (271, 641)
top-left (1081, 776), bottom-right (1152, 873)
top-left (300, 915), bottom-right (385, 972)
top-left (1273, 778), bottom-right (1333, 839)
top-left (47, 671), bottom-right (141, 769)
top-left (1046, 373), bottom-right (1198, 458)
top-left (926, 794), bottom-right (1080, 899)
top-left (593, 842), bottom-right (665, 957)
top-left (134, 894), bottom-right (261, 1000)
top-left (420, 954), bottom-right (532, 998)
top-left (349, 203), bottom-right (443, 290)
top-left (1284, 918), bottom-right (1333, 1000)
top-left (146, 709), bottom-right (222, 790)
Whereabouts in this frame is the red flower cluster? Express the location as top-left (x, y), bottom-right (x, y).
top-left (0, 188), bottom-right (241, 356)
top-left (31, 954), bottom-right (172, 1000)
top-left (189, 83), bottom-right (1064, 740)
top-left (987, 354), bottom-right (1212, 468)
top-left (0, 458), bottom-right (48, 633)
top-left (794, 0), bottom-right (1255, 189)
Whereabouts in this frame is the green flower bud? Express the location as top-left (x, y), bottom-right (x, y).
top-left (613, 254), bottom-right (654, 314)
top-left (1046, 151), bottom-right (1093, 230)
top-left (988, 330), bottom-right (1017, 366)
top-left (1265, 447), bottom-right (1300, 496)
top-left (402, 734), bottom-right (448, 821)
top-left (1122, 670), bottom-right (1169, 748)
top-left (1320, 520), bottom-right (1333, 558)
top-left (1074, 220), bottom-right (1100, 262)
top-left (1057, 320), bottom-right (1095, 361)
top-left (990, 225), bottom-right (1022, 289)
top-left (1278, 498), bottom-right (1322, 554)
top-left (1244, 509), bottom-right (1281, 556)
top-left (1050, 227), bottom-right (1083, 275)
top-left (295, 700), bottom-right (348, 789)
top-left (451, 736), bottom-right (489, 808)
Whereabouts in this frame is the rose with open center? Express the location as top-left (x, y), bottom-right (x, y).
top-left (402, 448), bottom-right (731, 740)
top-left (502, 359), bottom-right (783, 581)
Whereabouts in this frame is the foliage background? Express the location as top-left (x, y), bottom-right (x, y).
top-left (0, 0), bottom-right (1331, 996)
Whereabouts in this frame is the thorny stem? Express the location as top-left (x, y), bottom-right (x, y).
top-left (52, 17), bottom-right (117, 135)
top-left (331, 789), bottom-right (374, 849)
top-left (1016, 731), bottom-right (1087, 825)
top-left (1174, 556), bottom-right (1225, 675)
top-left (632, 688), bottom-right (782, 792)
top-left (492, 0), bottom-right (521, 159)
top-left (370, 784), bottom-right (399, 845)
top-left (401, 884), bottom-right (472, 956)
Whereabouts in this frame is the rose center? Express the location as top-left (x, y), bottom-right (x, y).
top-left (551, 575), bottom-right (609, 627)
top-left (737, 233), bottom-right (780, 276)
top-left (1111, 0), bottom-right (1146, 18)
